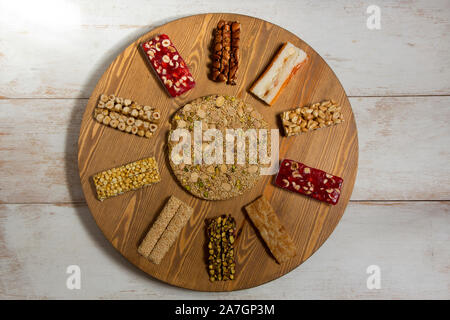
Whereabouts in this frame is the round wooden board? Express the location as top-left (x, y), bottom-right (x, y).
top-left (78, 13), bottom-right (358, 292)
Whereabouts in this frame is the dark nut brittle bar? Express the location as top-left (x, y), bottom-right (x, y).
top-left (95, 94), bottom-right (160, 138)
top-left (210, 20), bottom-right (240, 85)
top-left (206, 215), bottom-right (236, 281)
top-left (275, 159), bottom-right (343, 205)
top-left (141, 34), bottom-right (195, 97)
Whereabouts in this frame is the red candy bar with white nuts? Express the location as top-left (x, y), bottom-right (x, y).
top-left (275, 159), bottom-right (343, 205)
top-left (141, 34), bottom-right (195, 97)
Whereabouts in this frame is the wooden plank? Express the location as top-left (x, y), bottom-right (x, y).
top-left (1, 96), bottom-right (448, 203)
top-left (353, 96), bottom-right (450, 201)
top-left (0, 0), bottom-right (449, 98)
top-left (0, 201), bottom-right (448, 299)
top-left (0, 99), bottom-right (85, 204)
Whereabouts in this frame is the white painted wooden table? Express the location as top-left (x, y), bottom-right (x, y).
top-left (0, 0), bottom-right (449, 299)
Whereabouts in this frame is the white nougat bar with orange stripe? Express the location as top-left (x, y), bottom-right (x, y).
top-left (250, 42), bottom-right (308, 106)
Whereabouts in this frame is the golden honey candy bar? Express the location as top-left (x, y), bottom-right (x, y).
top-left (245, 196), bottom-right (297, 264)
top-left (92, 157), bottom-right (160, 201)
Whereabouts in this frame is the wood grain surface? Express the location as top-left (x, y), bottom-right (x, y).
top-left (2, 0), bottom-right (449, 98)
top-left (77, 13), bottom-right (358, 291)
top-left (1, 201), bottom-right (447, 299)
top-left (2, 96), bottom-right (448, 204)
top-left (1, 0), bottom-right (449, 299)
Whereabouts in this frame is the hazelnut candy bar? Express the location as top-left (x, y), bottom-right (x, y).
top-left (94, 94), bottom-right (160, 138)
top-left (275, 159), bottom-right (343, 205)
top-left (141, 34), bottom-right (195, 97)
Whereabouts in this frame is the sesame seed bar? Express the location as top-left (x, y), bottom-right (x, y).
top-left (245, 196), bottom-right (297, 264)
top-left (92, 157), bottom-right (160, 201)
top-left (148, 199), bottom-right (193, 264)
top-left (281, 100), bottom-right (344, 136)
top-left (137, 196), bottom-right (182, 258)
top-left (94, 94), bottom-right (161, 138)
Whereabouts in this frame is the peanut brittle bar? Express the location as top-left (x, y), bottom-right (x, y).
top-left (92, 157), bottom-right (160, 201)
top-left (281, 100), bottom-right (344, 136)
top-left (244, 196), bottom-right (297, 264)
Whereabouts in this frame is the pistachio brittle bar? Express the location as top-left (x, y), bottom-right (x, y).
top-left (206, 215), bottom-right (236, 281)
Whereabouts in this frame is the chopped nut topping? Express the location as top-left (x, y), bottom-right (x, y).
top-left (281, 100), bottom-right (344, 136)
top-left (206, 215), bottom-right (236, 281)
